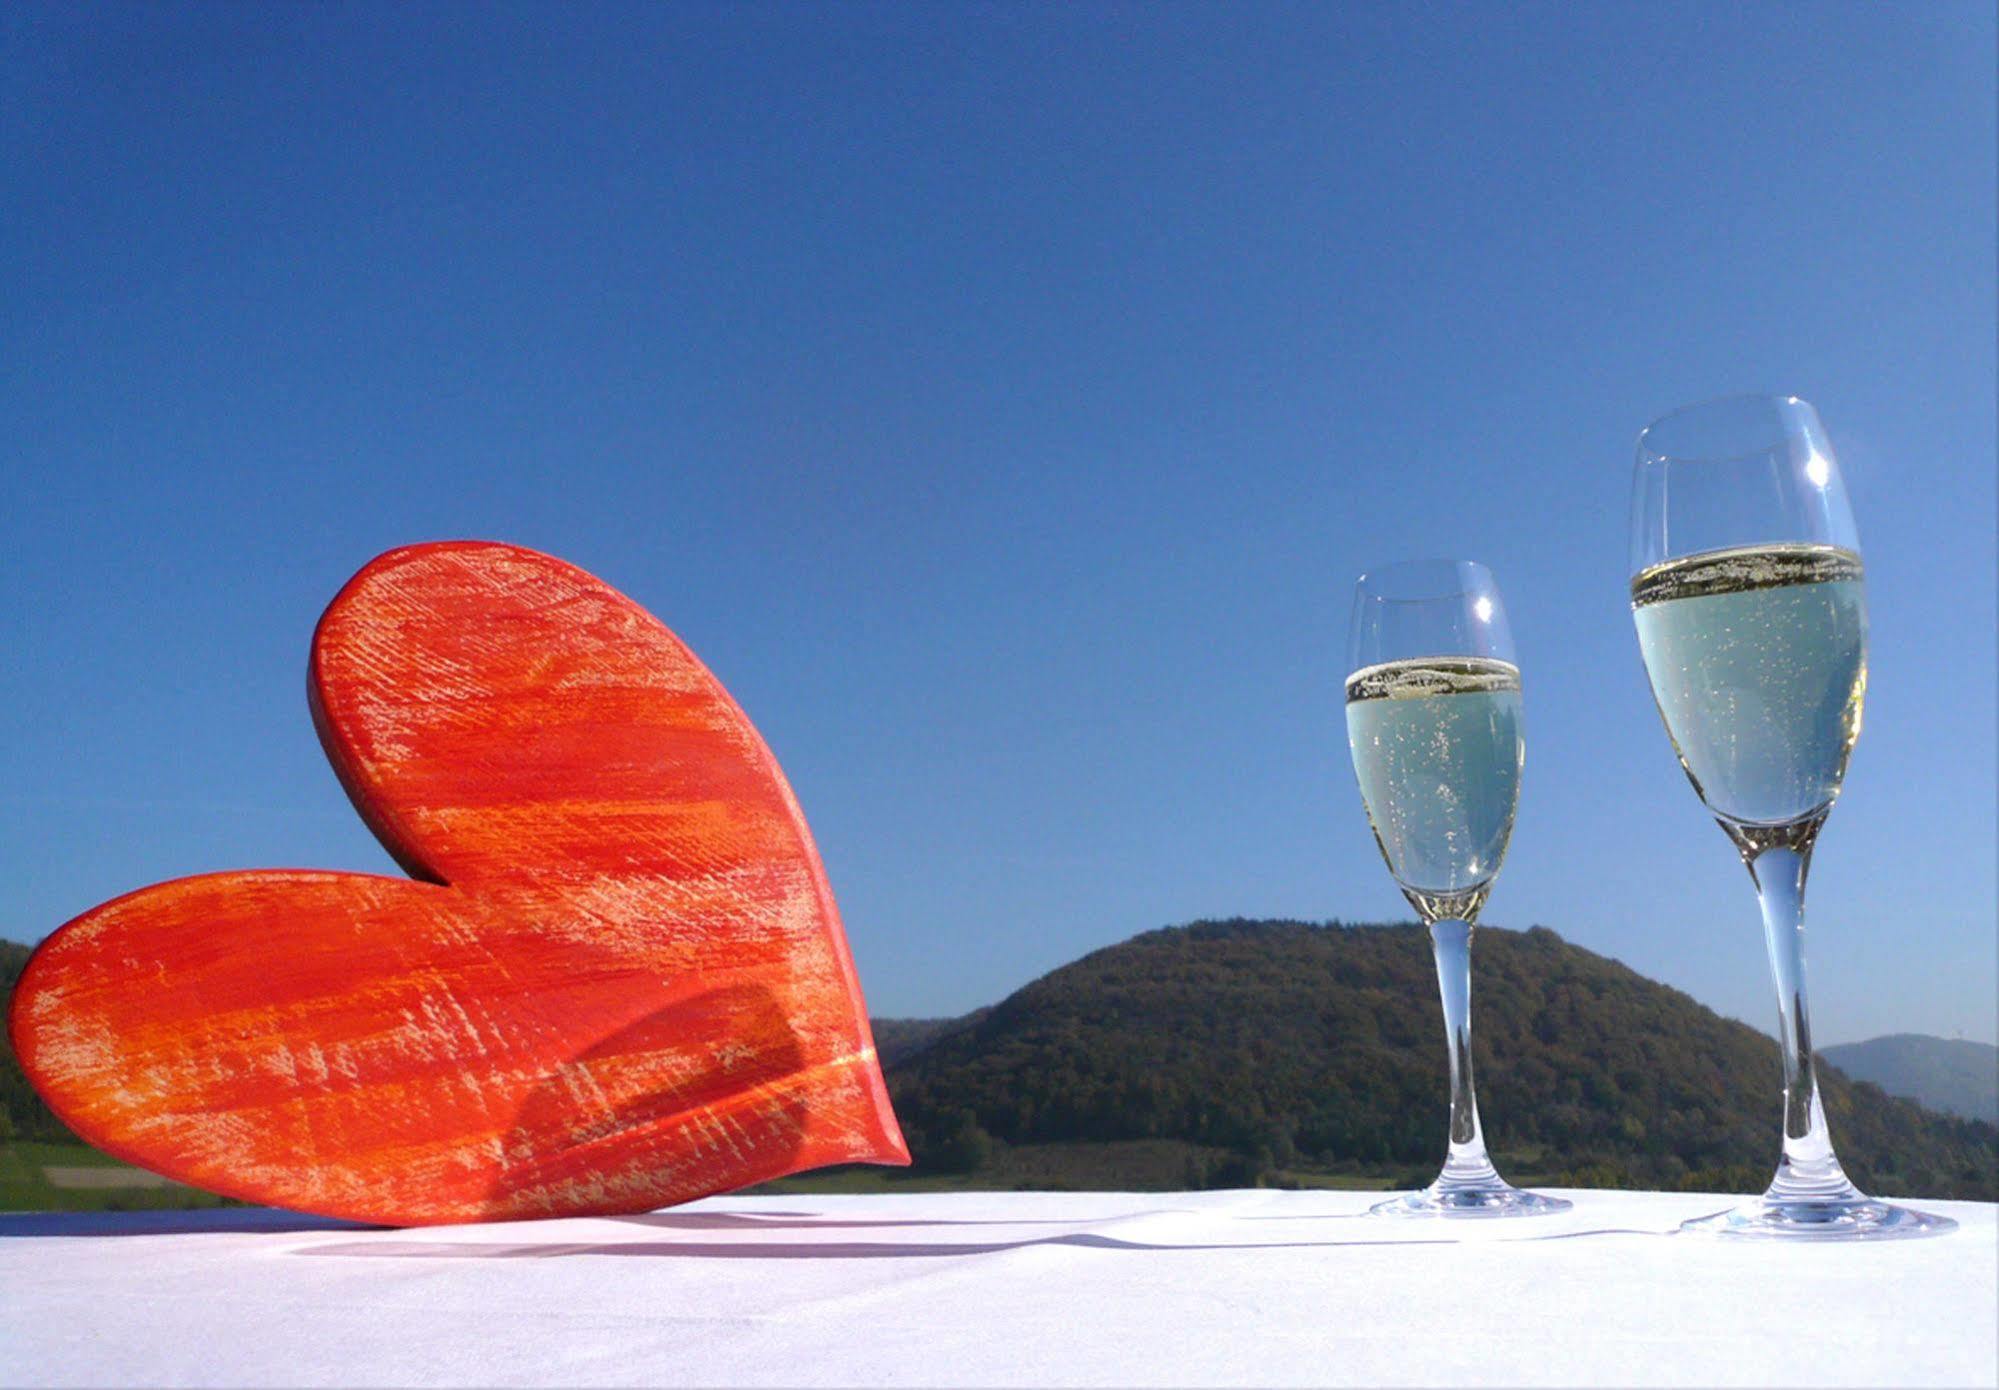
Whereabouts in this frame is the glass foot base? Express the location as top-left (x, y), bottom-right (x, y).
top-left (1682, 1194), bottom-right (1957, 1240)
top-left (1370, 1182), bottom-right (1572, 1218)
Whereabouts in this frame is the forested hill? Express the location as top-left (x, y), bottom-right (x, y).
top-left (1, 939), bottom-right (73, 1142)
top-left (888, 919), bottom-right (1999, 1200)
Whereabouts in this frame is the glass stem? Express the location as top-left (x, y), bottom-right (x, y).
top-left (1428, 918), bottom-right (1499, 1190)
top-left (1742, 832), bottom-right (1857, 1202)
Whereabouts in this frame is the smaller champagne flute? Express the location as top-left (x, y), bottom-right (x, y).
top-left (1345, 560), bottom-right (1569, 1217)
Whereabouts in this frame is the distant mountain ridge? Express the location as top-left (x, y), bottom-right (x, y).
top-left (871, 1010), bottom-right (991, 1068)
top-left (888, 919), bottom-right (1998, 1199)
top-left (1822, 1034), bottom-right (1999, 1126)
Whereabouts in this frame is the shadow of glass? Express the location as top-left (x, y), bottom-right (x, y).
top-left (609, 1210), bottom-right (1107, 1233)
top-left (293, 1223), bottom-right (1677, 1261)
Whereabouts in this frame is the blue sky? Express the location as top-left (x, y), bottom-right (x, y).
top-left (4, 3), bottom-right (1994, 1044)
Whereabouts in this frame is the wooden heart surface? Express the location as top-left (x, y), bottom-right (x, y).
top-left (10, 542), bottom-right (908, 1225)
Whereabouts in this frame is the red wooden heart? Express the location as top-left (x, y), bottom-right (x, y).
top-left (9, 542), bottom-right (909, 1224)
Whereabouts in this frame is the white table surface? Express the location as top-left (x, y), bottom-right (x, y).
top-left (3, 1189), bottom-right (1993, 1388)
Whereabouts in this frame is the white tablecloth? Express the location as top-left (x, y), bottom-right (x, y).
top-left (3, 1189), bottom-right (1993, 1387)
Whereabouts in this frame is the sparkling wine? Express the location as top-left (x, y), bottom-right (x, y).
top-left (1632, 543), bottom-right (1866, 827)
top-left (1344, 656), bottom-right (1523, 899)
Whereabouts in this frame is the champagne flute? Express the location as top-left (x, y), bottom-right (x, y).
top-left (1629, 394), bottom-right (1954, 1239)
top-left (1345, 560), bottom-right (1570, 1217)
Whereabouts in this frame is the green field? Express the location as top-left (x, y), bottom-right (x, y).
top-left (1, 1135), bottom-right (1451, 1212)
top-left (0, 1142), bottom-right (240, 1214)
top-left (745, 1139), bottom-right (1527, 1196)
top-left (751, 1165), bottom-right (1408, 1195)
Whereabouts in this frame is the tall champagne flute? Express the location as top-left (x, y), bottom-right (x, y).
top-left (1630, 395), bottom-right (1954, 1239)
top-left (1345, 560), bottom-right (1570, 1217)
